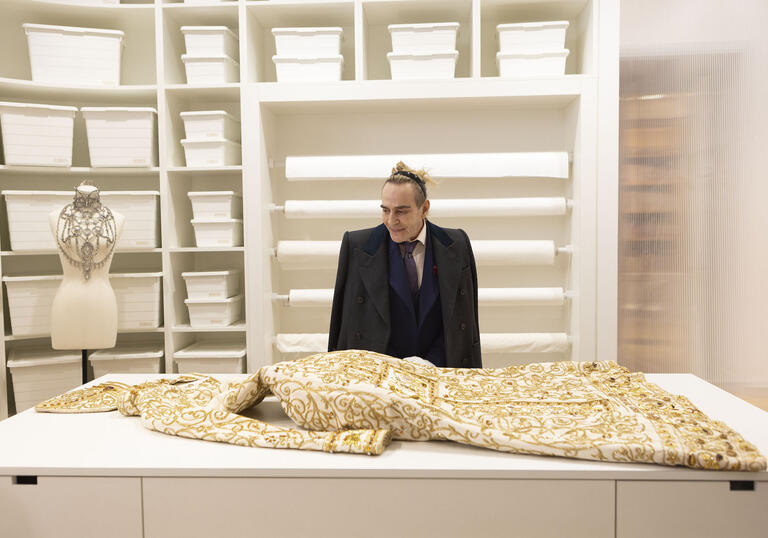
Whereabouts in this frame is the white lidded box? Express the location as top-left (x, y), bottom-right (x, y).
top-left (89, 343), bottom-right (164, 379)
top-left (174, 342), bottom-right (246, 374)
top-left (2, 274), bottom-right (62, 336)
top-left (191, 218), bottom-right (243, 247)
top-left (23, 23), bottom-right (124, 86)
top-left (497, 49), bottom-right (569, 77)
top-left (272, 55), bottom-right (343, 82)
top-left (184, 294), bottom-right (243, 328)
top-left (181, 270), bottom-right (241, 300)
top-left (80, 107), bottom-right (158, 167)
top-left (388, 22), bottom-right (459, 53)
top-left (0, 101), bottom-right (76, 167)
top-left (497, 21), bottom-right (569, 52)
top-left (181, 54), bottom-right (239, 84)
top-left (7, 348), bottom-right (81, 413)
top-left (187, 191), bottom-right (242, 220)
top-left (388, 51), bottom-right (458, 80)
top-left (272, 27), bottom-right (343, 56)
top-left (181, 138), bottom-right (241, 167)
top-left (181, 26), bottom-right (238, 58)
top-left (111, 272), bottom-right (163, 330)
top-left (180, 110), bottom-right (240, 142)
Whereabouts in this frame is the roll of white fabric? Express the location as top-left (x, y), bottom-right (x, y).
top-left (275, 333), bottom-right (328, 353)
top-left (282, 197), bottom-right (568, 219)
top-left (288, 288), bottom-right (335, 306)
top-left (481, 333), bottom-right (570, 353)
top-left (478, 287), bottom-right (565, 306)
top-left (285, 287), bottom-right (565, 307)
top-left (276, 240), bottom-right (557, 267)
top-left (285, 152), bottom-right (570, 180)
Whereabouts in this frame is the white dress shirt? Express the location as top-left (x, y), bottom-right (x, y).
top-left (398, 220), bottom-right (427, 288)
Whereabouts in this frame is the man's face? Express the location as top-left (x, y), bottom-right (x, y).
top-left (381, 182), bottom-right (429, 243)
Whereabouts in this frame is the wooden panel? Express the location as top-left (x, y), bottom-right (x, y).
top-left (617, 480), bottom-right (768, 538)
top-left (0, 476), bottom-right (142, 538)
top-left (144, 477), bottom-right (615, 538)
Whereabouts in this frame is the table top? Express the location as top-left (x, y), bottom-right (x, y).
top-left (1, 373), bottom-right (766, 480)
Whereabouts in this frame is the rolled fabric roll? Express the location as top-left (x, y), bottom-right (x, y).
top-left (481, 333), bottom-right (570, 353)
top-left (478, 287), bottom-right (565, 306)
top-left (285, 287), bottom-right (565, 307)
top-left (275, 333), bottom-right (328, 353)
top-left (285, 152), bottom-right (570, 180)
top-left (288, 288), bottom-right (334, 306)
top-left (283, 197), bottom-right (568, 219)
top-left (276, 240), bottom-right (558, 268)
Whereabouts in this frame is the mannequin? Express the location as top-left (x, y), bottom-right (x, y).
top-left (49, 183), bottom-right (124, 350)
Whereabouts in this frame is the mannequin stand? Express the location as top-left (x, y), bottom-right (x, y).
top-left (82, 349), bottom-right (88, 385)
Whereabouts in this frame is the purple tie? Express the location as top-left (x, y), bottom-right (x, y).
top-left (402, 241), bottom-right (419, 296)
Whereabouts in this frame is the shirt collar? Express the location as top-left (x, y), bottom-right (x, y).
top-left (413, 220), bottom-right (427, 245)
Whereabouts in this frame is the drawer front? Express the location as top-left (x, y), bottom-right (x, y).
top-left (144, 477), bottom-right (614, 538)
top-left (0, 476), bottom-right (142, 538)
top-left (617, 480), bottom-right (768, 538)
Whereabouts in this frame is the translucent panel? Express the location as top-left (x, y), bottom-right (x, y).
top-left (619, 0), bottom-right (768, 410)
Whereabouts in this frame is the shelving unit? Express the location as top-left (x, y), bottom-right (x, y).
top-left (0, 0), bottom-right (618, 419)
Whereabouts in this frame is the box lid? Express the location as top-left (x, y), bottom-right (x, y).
top-left (89, 344), bottom-right (164, 361)
top-left (180, 26), bottom-right (237, 38)
top-left (2, 190), bottom-right (159, 197)
top-left (180, 110), bottom-right (240, 122)
top-left (2, 273), bottom-right (62, 282)
top-left (387, 51), bottom-right (459, 59)
top-left (271, 26), bottom-right (342, 34)
top-left (272, 54), bottom-right (344, 63)
top-left (100, 191), bottom-right (161, 197)
top-left (174, 341), bottom-right (246, 359)
top-left (180, 138), bottom-right (241, 147)
top-left (181, 270), bottom-right (241, 278)
top-left (7, 348), bottom-right (81, 368)
top-left (23, 23), bottom-right (125, 39)
top-left (187, 191), bottom-right (242, 198)
top-left (388, 22), bottom-right (460, 31)
top-left (190, 218), bottom-right (243, 224)
top-left (184, 293), bottom-right (243, 305)
top-left (80, 107), bottom-right (157, 114)
top-left (0, 101), bottom-right (78, 113)
top-left (496, 49), bottom-right (569, 59)
top-left (496, 21), bottom-right (570, 31)
top-left (110, 272), bottom-right (163, 279)
top-left (181, 53), bottom-right (239, 64)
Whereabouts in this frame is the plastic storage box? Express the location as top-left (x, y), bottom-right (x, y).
top-left (272, 55), bottom-right (343, 82)
top-left (0, 102), bottom-right (76, 166)
top-left (181, 26), bottom-right (238, 58)
top-left (181, 138), bottom-right (241, 167)
top-left (89, 343), bottom-right (164, 379)
top-left (80, 107), bottom-right (158, 167)
top-left (181, 54), bottom-right (239, 84)
top-left (180, 111), bottom-right (240, 141)
top-left (190, 218), bottom-right (243, 247)
top-left (99, 191), bottom-right (161, 249)
top-left (388, 51), bottom-right (458, 80)
top-left (184, 294), bottom-right (243, 328)
top-left (497, 49), bottom-right (569, 77)
top-left (7, 348), bottom-right (81, 413)
top-left (388, 22), bottom-right (459, 53)
top-left (2, 274), bottom-right (62, 336)
top-left (23, 23), bottom-right (124, 86)
top-left (181, 270), bottom-right (241, 300)
top-left (272, 27), bottom-right (343, 56)
top-left (496, 21), bottom-right (569, 52)
top-left (187, 191), bottom-right (242, 219)
top-left (111, 272), bottom-right (163, 330)
top-left (174, 342), bottom-right (246, 374)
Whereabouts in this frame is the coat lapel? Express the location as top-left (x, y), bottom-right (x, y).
top-left (356, 224), bottom-right (390, 325)
top-left (417, 228), bottom-right (439, 328)
top-left (388, 238), bottom-right (417, 318)
top-left (428, 221), bottom-right (460, 328)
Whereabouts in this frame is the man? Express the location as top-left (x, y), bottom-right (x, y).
top-left (328, 162), bottom-right (481, 368)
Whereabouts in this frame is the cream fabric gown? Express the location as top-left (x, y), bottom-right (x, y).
top-left (36, 350), bottom-right (766, 471)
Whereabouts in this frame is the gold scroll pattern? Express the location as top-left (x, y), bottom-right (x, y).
top-left (35, 350), bottom-right (765, 470)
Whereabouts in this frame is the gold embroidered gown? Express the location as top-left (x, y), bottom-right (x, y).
top-left (36, 350), bottom-right (766, 471)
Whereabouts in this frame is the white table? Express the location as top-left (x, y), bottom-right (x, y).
top-left (1, 373), bottom-right (767, 538)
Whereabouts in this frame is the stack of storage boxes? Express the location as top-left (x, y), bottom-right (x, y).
top-left (496, 21), bottom-right (570, 77)
top-left (180, 110), bottom-right (241, 167)
top-left (187, 191), bottom-right (243, 247)
top-left (271, 27), bottom-right (344, 82)
top-left (182, 270), bottom-right (243, 328)
top-left (387, 23), bottom-right (460, 80)
top-left (181, 26), bottom-right (239, 84)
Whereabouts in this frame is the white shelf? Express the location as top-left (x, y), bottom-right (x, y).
top-left (0, 77), bottom-right (157, 102)
top-left (4, 327), bottom-right (165, 342)
top-left (0, 249), bottom-right (163, 257)
top-left (172, 323), bottom-right (247, 332)
top-left (167, 166), bottom-right (242, 174)
top-left (0, 165), bottom-right (160, 176)
top-left (168, 247), bottom-right (244, 253)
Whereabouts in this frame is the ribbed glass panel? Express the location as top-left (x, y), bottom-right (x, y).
top-left (619, 1), bottom-right (768, 409)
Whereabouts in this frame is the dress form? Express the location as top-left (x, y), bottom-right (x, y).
top-left (49, 185), bottom-right (124, 350)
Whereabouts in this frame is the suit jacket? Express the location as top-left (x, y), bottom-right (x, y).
top-left (329, 220), bottom-right (482, 368)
